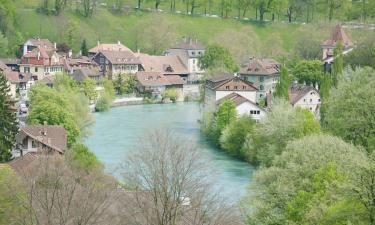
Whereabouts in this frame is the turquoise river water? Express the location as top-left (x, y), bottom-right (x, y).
top-left (85, 102), bottom-right (255, 202)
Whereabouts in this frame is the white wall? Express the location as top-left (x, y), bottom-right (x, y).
top-left (236, 102), bottom-right (266, 122)
top-left (294, 90), bottom-right (321, 116)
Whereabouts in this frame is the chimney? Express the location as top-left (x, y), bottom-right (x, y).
top-left (117, 40), bottom-right (121, 45)
top-left (315, 83), bottom-right (319, 90)
top-left (37, 50), bottom-right (41, 60)
top-left (68, 49), bottom-right (72, 58)
top-left (97, 41), bottom-right (100, 46)
top-left (54, 42), bottom-right (57, 50)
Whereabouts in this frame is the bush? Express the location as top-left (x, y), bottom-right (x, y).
top-left (95, 94), bottom-right (111, 112)
top-left (68, 144), bottom-right (102, 172)
top-left (219, 116), bottom-right (256, 159)
top-left (161, 88), bottom-right (179, 103)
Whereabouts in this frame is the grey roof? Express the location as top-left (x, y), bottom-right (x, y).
top-left (289, 83), bottom-right (319, 105)
top-left (99, 50), bottom-right (141, 65)
top-left (72, 68), bottom-right (101, 82)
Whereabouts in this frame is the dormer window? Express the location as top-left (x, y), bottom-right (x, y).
top-left (234, 86), bottom-right (238, 90)
top-left (225, 86), bottom-right (229, 90)
top-left (243, 86), bottom-right (246, 90)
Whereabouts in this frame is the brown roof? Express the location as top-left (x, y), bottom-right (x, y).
top-left (2, 70), bottom-right (19, 83)
top-left (172, 38), bottom-right (205, 50)
top-left (64, 56), bottom-right (98, 70)
top-left (100, 50), bottom-right (141, 65)
top-left (136, 71), bottom-right (184, 87)
top-left (0, 58), bottom-right (21, 65)
top-left (322, 25), bottom-right (354, 48)
top-left (240, 58), bottom-right (281, 76)
top-left (16, 125), bottom-right (67, 153)
top-left (289, 83), bottom-right (319, 105)
top-left (26, 38), bottom-right (54, 50)
top-left (23, 47), bottom-right (53, 59)
top-left (8, 153), bottom-right (39, 172)
top-left (89, 43), bottom-right (131, 54)
top-left (72, 67), bottom-right (101, 82)
top-left (38, 75), bottom-right (55, 85)
top-left (136, 53), bottom-right (188, 75)
top-left (206, 74), bottom-right (258, 91)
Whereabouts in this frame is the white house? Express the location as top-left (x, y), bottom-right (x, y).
top-left (164, 38), bottom-right (205, 83)
top-left (289, 83), bottom-right (321, 118)
top-left (217, 92), bottom-right (266, 122)
top-left (204, 74), bottom-right (258, 109)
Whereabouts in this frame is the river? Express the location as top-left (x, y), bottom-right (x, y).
top-left (85, 102), bottom-right (255, 203)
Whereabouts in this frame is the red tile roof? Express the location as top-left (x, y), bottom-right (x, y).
top-left (136, 71), bottom-right (184, 87)
top-left (240, 58), bottom-right (281, 76)
top-left (322, 25), bottom-right (354, 48)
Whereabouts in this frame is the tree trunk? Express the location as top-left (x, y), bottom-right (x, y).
top-left (287, 8), bottom-right (292, 23)
top-left (259, 8), bottom-right (264, 21)
top-left (255, 8), bottom-right (258, 20)
top-left (328, 5), bottom-right (333, 22)
top-left (155, 1), bottom-right (160, 10)
top-left (242, 6), bottom-right (247, 17)
top-left (138, 0), bottom-right (141, 10)
top-left (272, 13), bottom-right (274, 21)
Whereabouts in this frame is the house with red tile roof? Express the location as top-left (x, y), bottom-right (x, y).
top-left (19, 47), bottom-right (64, 79)
top-left (321, 25), bottom-right (354, 62)
top-left (22, 38), bottom-right (55, 56)
top-left (239, 57), bottom-right (281, 101)
top-left (13, 125), bottom-right (67, 158)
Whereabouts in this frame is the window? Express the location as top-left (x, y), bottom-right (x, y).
top-left (303, 99), bottom-right (306, 102)
top-left (310, 99), bottom-right (313, 103)
top-left (250, 110), bottom-right (254, 114)
top-left (193, 59), bottom-right (196, 64)
top-left (35, 67), bottom-right (38, 72)
top-left (257, 111), bottom-right (260, 114)
top-left (32, 140), bottom-right (37, 148)
top-left (225, 86), bottom-right (230, 90)
top-left (310, 107), bottom-right (313, 111)
top-left (259, 85), bottom-right (264, 91)
top-left (24, 67), bottom-right (30, 73)
top-left (100, 58), bottom-right (104, 64)
top-left (243, 86), bottom-right (246, 90)
top-left (234, 86), bottom-right (238, 90)
top-left (259, 77), bottom-right (264, 82)
top-left (318, 99), bottom-right (321, 102)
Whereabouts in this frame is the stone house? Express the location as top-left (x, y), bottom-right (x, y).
top-left (204, 74), bottom-right (258, 109)
top-left (239, 57), bottom-right (281, 102)
top-left (164, 38), bottom-right (205, 83)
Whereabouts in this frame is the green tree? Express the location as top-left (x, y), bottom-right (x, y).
top-left (243, 134), bottom-right (369, 225)
top-left (199, 44), bottom-right (239, 73)
top-left (68, 143), bottom-right (102, 172)
top-left (80, 78), bottom-right (97, 100)
top-left (80, 39), bottom-right (89, 56)
top-left (332, 42), bottom-right (344, 86)
top-left (219, 116), bottom-right (256, 159)
top-left (0, 73), bottom-right (18, 162)
top-left (0, 165), bottom-right (27, 224)
top-left (114, 74), bottom-right (137, 95)
top-left (345, 36), bottom-right (375, 70)
top-left (324, 67), bottom-right (375, 152)
top-left (291, 59), bottom-right (325, 85)
top-left (274, 67), bottom-right (290, 100)
top-left (161, 88), bottom-right (179, 103)
top-left (27, 100), bottom-right (80, 147)
top-left (212, 100), bottom-right (237, 144)
top-left (0, 32), bottom-right (8, 57)
top-left (242, 99), bottom-right (320, 165)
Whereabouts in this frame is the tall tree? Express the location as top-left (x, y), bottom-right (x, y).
top-left (324, 67), bottom-right (375, 152)
top-left (212, 100), bottom-right (237, 143)
top-left (199, 44), bottom-right (239, 72)
top-left (82, 0), bottom-right (96, 17)
top-left (81, 39), bottom-right (88, 56)
top-left (332, 42), bottom-right (343, 86)
top-left (274, 67), bottom-right (290, 100)
top-left (0, 73), bottom-right (18, 162)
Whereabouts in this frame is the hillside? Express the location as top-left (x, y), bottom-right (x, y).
top-left (2, 0), bottom-right (374, 62)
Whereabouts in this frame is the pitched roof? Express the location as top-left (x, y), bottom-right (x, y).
top-left (8, 153), bottom-right (39, 172)
top-left (240, 58), bottom-right (281, 76)
top-left (0, 58), bottom-right (21, 65)
top-left (172, 38), bottom-right (205, 50)
top-left (322, 25), bottom-right (354, 48)
top-left (16, 125), bottom-right (67, 153)
top-left (72, 67), bottom-right (101, 82)
top-left (38, 75), bottom-right (55, 85)
top-left (25, 38), bottom-right (54, 50)
top-left (289, 83), bottom-right (319, 105)
top-left (89, 43), bottom-right (131, 54)
top-left (64, 56), bottom-right (97, 70)
top-left (23, 47), bottom-right (53, 59)
top-left (217, 92), bottom-right (251, 106)
top-left (136, 71), bottom-right (184, 87)
top-left (205, 74), bottom-right (258, 91)
top-left (136, 53), bottom-right (188, 75)
top-left (0, 59), bottom-right (7, 71)
top-left (2, 70), bottom-right (21, 83)
top-left (100, 50), bottom-right (141, 65)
